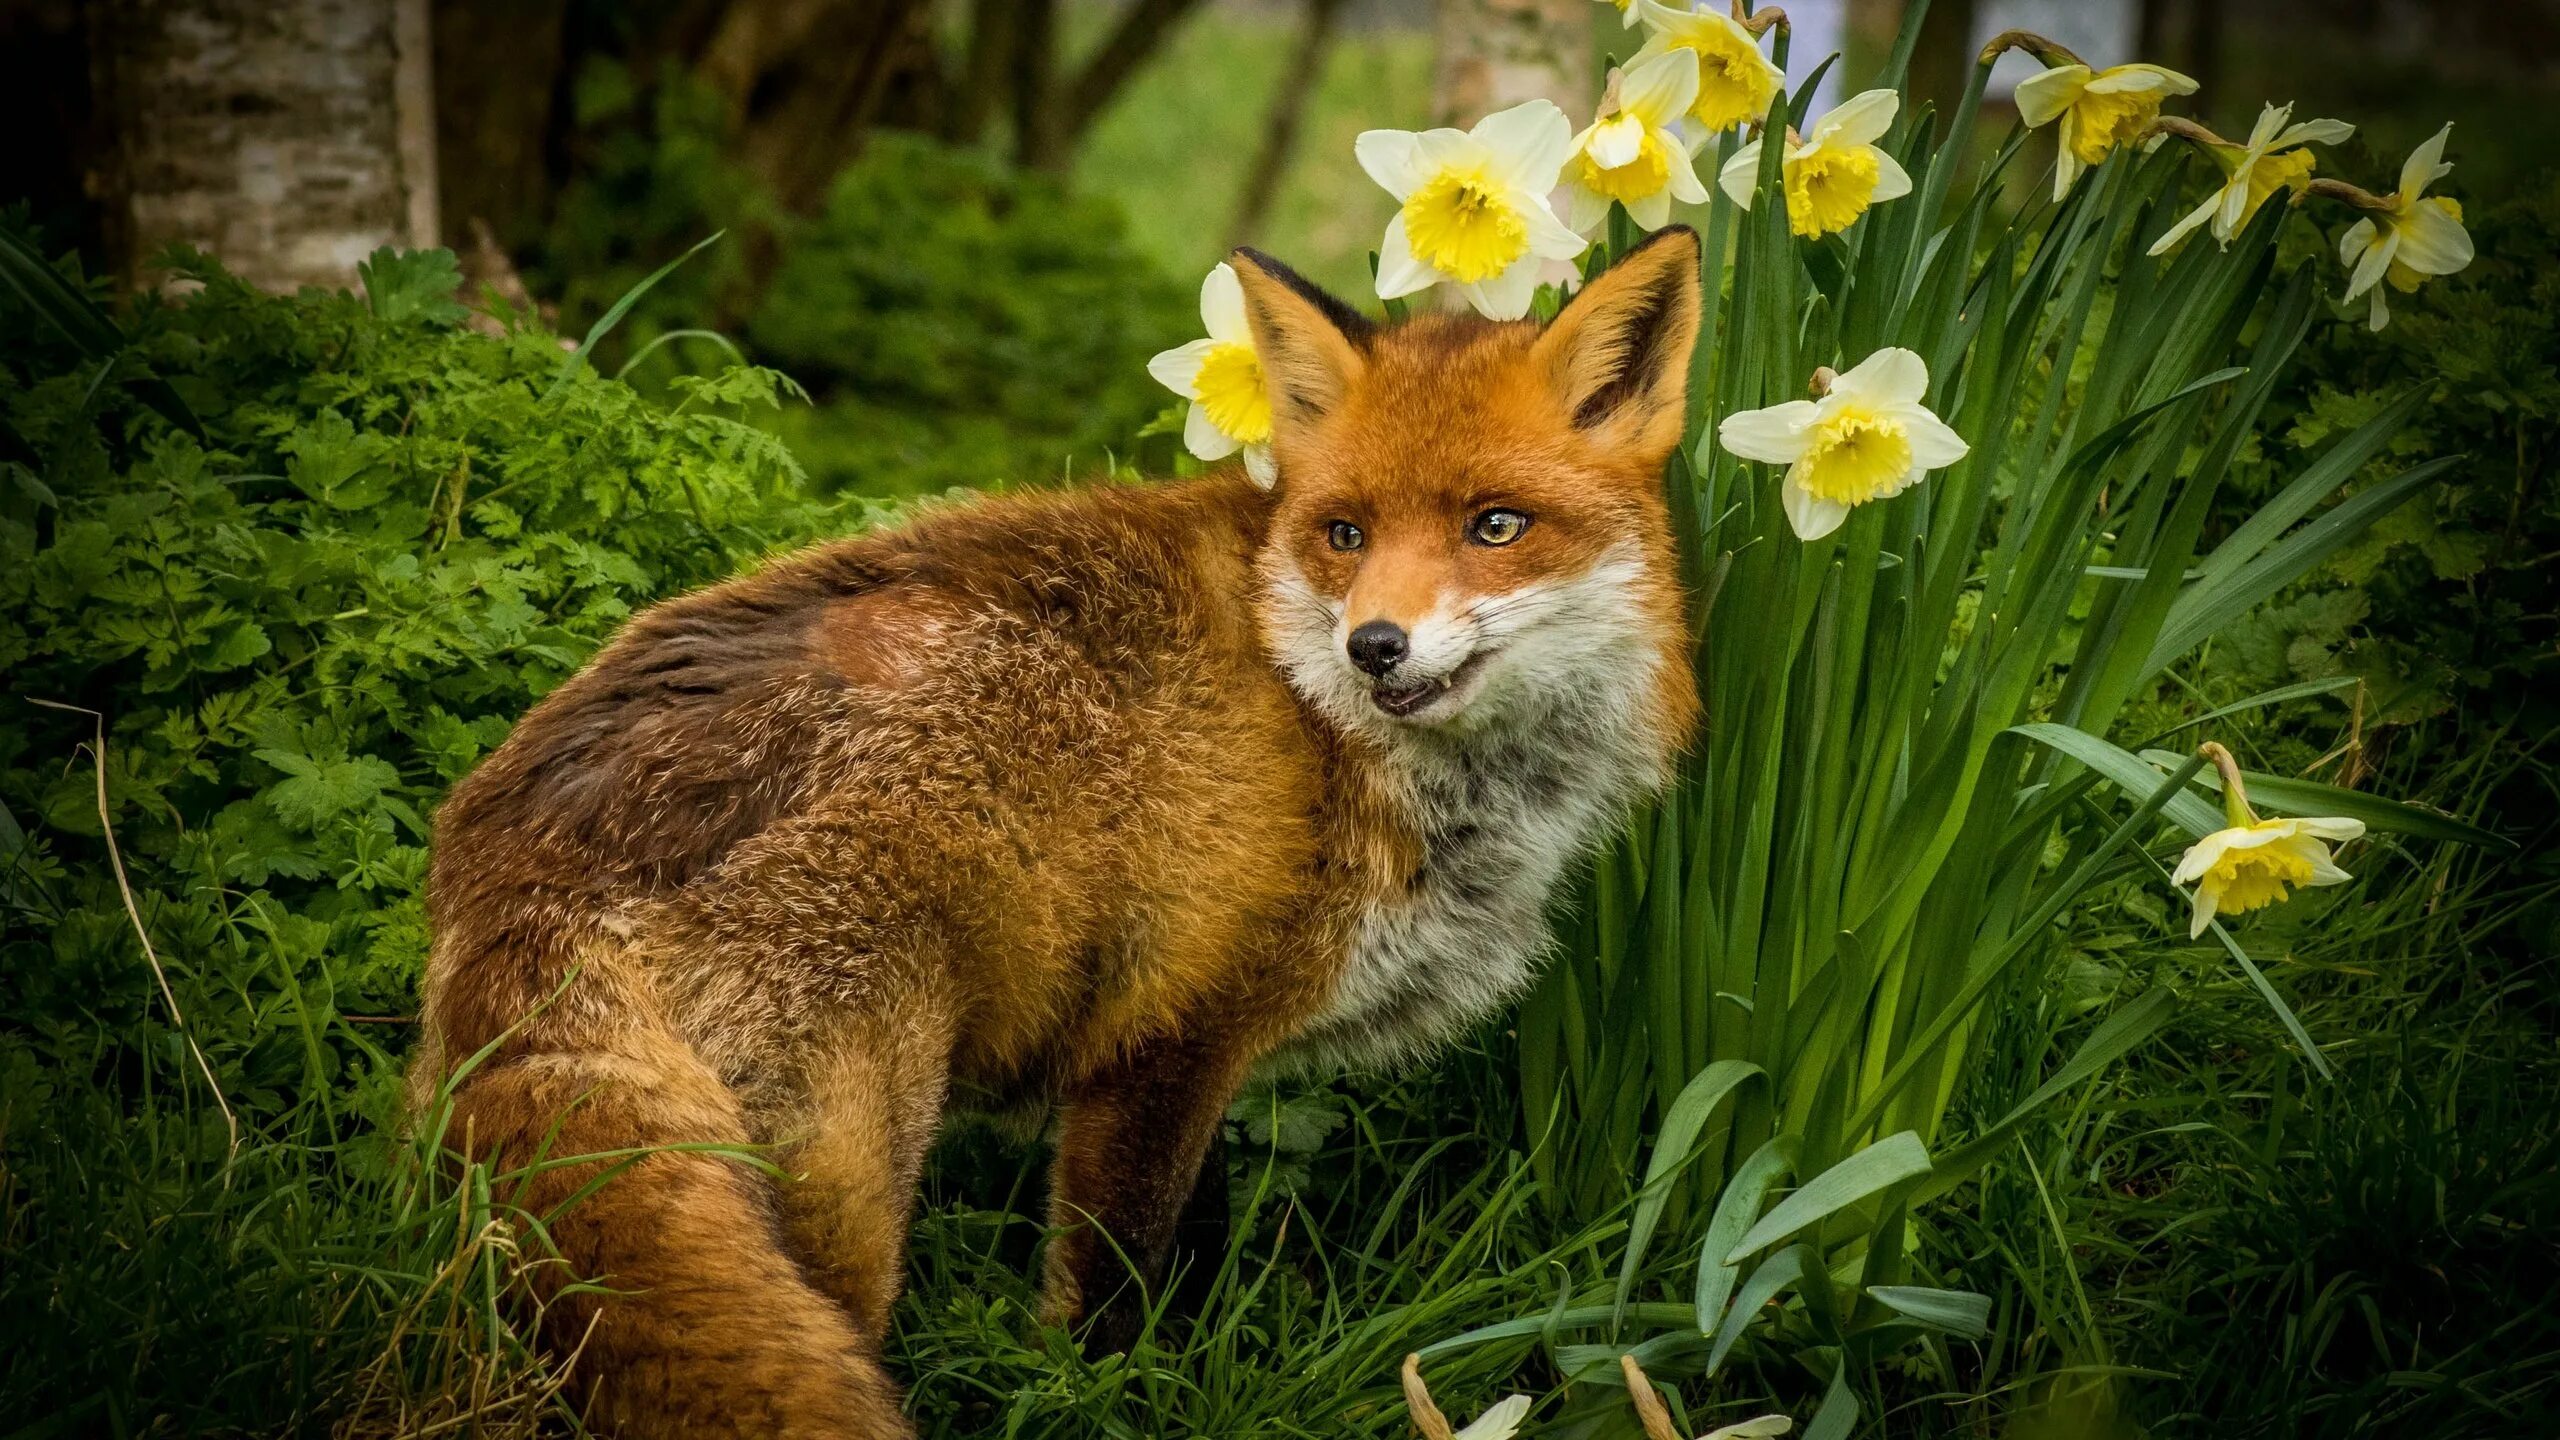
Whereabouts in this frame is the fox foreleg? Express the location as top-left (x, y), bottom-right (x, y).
top-left (1039, 1032), bottom-right (1252, 1355)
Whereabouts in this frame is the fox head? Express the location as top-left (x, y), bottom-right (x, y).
top-left (1232, 230), bottom-right (1702, 753)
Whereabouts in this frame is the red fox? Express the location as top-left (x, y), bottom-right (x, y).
top-left (413, 229), bottom-right (1703, 1437)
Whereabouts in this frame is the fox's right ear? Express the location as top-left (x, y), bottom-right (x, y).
top-left (1229, 248), bottom-right (1372, 434)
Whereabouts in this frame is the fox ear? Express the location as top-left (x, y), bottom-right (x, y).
top-left (1532, 226), bottom-right (1702, 458)
top-left (1229, 248), bottom-right (1372, 434)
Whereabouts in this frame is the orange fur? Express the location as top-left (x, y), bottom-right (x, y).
top-left (413, 232), bottom-right (1704, 1436)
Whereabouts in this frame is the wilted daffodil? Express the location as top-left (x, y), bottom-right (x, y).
top-left (1561, 53), bottom-right (1711, 234)
top-left (1719, 89), bottom-right (1912, 239)
top-left (2148, 102), bottom-right (2354, 255)
top-left (2173, 742), bottom-right (2366, 939)
top-left (1147, 262), bottom-right (1276, 488)
top-left (1630, 1), bottom-right (1784, 135)
top-left (1623, 1354), bottom-right (1794, 1440)
top-left (1716, 347), bottom-right (1968, 541)
top-left (1357, 100), bottom-right (1587, 320)
top-left (2012, 56), bottom-right (2198, 200)
top-left (1402, 1354), bottom-right (1532, 1440)
top-left (2330, 122), bottom-right (2475, 331)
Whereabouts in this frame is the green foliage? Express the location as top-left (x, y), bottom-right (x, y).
top-left (0, 235), bottom-right (850, 1425)
top-left (749, 134), bottom-right (1194, 497)
top-left (2218, 171), bottom-right (2560, 732)
top-left (533, 71), bottom-right (1193, 500)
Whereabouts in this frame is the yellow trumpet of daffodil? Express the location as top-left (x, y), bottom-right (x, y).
top-left (1719, 89), bottom-right (1913, 239)
top-left (2334, 122), bottom-right (2475, 331)
top-left (1561, 52), bottom-right (1712, 235)
top-left (1630, 1), bottom-right (1784, 135)
top-left (1357, 100), bottom-right (1588, 320)
top-left (2172, 743), bottom-right (2365, 939)
top-left (2013, 57), bottom-right (2198, 200)
top-left (2148, 102), bottom-right (2353, 256)
top-left (1147, 262), bottom-right (1277, 488)
top-left (1716, 347), bottom-right (1968, 540)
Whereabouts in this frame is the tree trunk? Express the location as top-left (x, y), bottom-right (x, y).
top-left (1430, 0), bottom-right (1594, 129)
top-left (1226, 0), bottom-right (1349, 252)
top-left (695, 0), bottom-right (938, 216)
top-left (88, 0), bottom-right (436, 291)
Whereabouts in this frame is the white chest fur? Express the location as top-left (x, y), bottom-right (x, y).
top-left (1279, 699), bottom-right (1661, 1073)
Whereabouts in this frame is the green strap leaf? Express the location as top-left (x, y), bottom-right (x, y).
top-left (1707, 1244), bottom-right (1809, 1376)
top-left (546, 231), bottom-right (726, 401)
top-left (1616, 1059), bottom-right (1764, 1324)
top-left (1696, 1135), bottom-right (1799, 1342)
top-left (1726, 1132), bottom-right (1931, 1265)
top-left (1865, 1284), bottom-right (1993, 1338)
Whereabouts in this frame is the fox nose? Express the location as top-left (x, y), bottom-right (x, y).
top-left (1346, 621), bottom-right (1409, 677)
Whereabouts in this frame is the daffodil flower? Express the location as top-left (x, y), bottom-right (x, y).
top-left (1716, 347), bottom-right (1968, 540)
top-left (1597, 0), bottom-right (1639, 25)
top-left (1561, 53), bottom-right (1711, 235)
top-left (2012, 59), bottom-right (2198, 200)
top-left (1357, 100), bottom-right (1588, 320)
top-left (1623, 1353), bottom-right (1793, 1440)
top-left (1147, 262), bottom-right (1277, 488)
top-left (1630, 2), bottom-right (1784, 135)
top-left (2336, 123), bottom-right (2474, 331)
top-left (1718, 89), bottom-right (1913, 239)
top-left (2148, 103), bottom-right (2353, 256)
top-left (2172, 742), bottom-right (2365, 939)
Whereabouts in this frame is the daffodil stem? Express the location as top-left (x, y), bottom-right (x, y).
top-left (2200, 741), bottom-right (2257, 828)
top-left (2304, 177), bottom-right (2394, 212)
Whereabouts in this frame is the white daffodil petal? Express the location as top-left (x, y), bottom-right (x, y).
top-left (1475, 99), bottom-right (1575, 192)
top-left (1184, 400), bottom-right (1241, 461)
top-left (1817, 88), bottom-right (1900, 148)
top-left (1146, 337), bottom-right (1219, 397)
top-left (1520, 191), bottom-right (1592, 260)
top-left (1834, 346), bottom-right (1929, 405)
top-left (1869, 147), bottom-right (1914, 204)
top-left (2053, 148), bottom-right (2083, 203)
top-left (2012, 65), bottom-right (2090, 128)
top-left (1375, 213), bottom-right (1437, 299)
top-left (2344, 226), bottom-right (2399, 301)
top-left (2212, 175), bottom-right (2255, 244)
top-left (2400, 122), bottom-right (2455, 200)
top-left (1718, 140), bottom-right (1766, 208)
top-left (2086, 63), bottom-right (2196, 96)
top-left (1354, 128), bottom-right (1429, 199)
top-left (1717, 399), bottom-right (1820, 462)
top-left (1899, 407), bottom-right (1971, 469)
top-left (1452, 1394), bottom-right (1535, 1440)
top-left (2395, 201), bottom-right (2475, 275)
top-left (1620, 49), bottom-right (1700, 128)
top-left (1667, 142), bottom-right (1709, 204)
top-left (1466, 257), bottom-right (1543, 321)
top-left (2339, 216), bottom-right (2377, 269)
top-left (1782, 471), bottom-right (1852, 541)
top-left (2172, 828), bottom-right (2240, 885)
top-left (2273, 117), bottom-right (2355, 150)
top-left (1414, 126), bottom-right (1488, 177)
top-left (2149, 194), bottom-right (2219, 256)
top-left (2188, 883), bottom-right (2221, 939)
top-left (1199, 263), bottom-right (1248, 342)
top-left (1630, 186), bottom-right (1674, 229)
top-left (2290, 816), bottom-right (2368, 842)
top-left (2368, 283), bottom-right (2391, 331)
top-left (2244, 102), bottom-right (2292, 150)
top-left (1242, 442), bottom-right (1278, 490)
top-left (1567, 183), bottom-right (1612, 236)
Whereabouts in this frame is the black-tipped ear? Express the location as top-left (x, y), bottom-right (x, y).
top-left (1229, 248), bottom-right (1372, 431)
top-left (1532, 226), bottom-right (1702, 455)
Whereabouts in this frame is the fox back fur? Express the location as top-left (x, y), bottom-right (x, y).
top-left (414, 230), bottom-right (1704, 1436)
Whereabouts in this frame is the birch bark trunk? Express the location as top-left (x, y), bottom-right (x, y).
top-left (89, 0), bottom-right (436, 291)
top-left (1431, 0), bottom-right (1594, 129)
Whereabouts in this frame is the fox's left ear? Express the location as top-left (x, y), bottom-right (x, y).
top-left (1532, 226), bottom-right (1703, 460)
top-left (1229, 247), bottom-right (1373, 442)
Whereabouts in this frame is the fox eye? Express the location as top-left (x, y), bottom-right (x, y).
top-left (1469, 509), bottom-right (1531, 546)
top-left (1327, 520), bottom-right (1365, 552)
